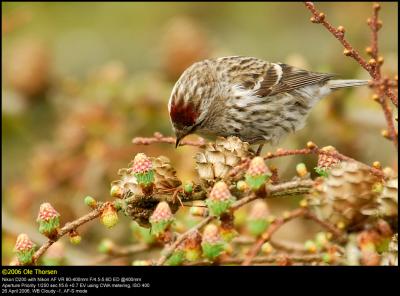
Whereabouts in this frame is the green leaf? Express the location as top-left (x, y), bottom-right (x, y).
top-left (245, 174), bottom-right (268, 191)
top-left (166, 250), bottom-right (185, 266)
top-left (247, 219), bottom-right (269, 237)
top-left (205, 199), bottom-right (234, 217)
top-left (135, 170), bottom-right (155, 186)
top-left (38, 217), bottom-right (60, 237)
top-left (202, 242), bottom-right (225, 260)
top-left (314, 167), bottom-right (329, 178)
top-left (150, 219), bottom-right (173, 236)
top-left (16, 249), bottom-right (35, 265)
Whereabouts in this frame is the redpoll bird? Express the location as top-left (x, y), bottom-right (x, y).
top-left (168, 56), bottom-right (368, 149)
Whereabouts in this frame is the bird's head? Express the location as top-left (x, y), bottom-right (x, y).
top-left (168, 91), bottom-right (204, 148)
top-left (168, 60), bottom-right (218, 147)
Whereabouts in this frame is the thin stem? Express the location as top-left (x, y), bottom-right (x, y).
top-left (33, 203), bottom-right (108, 263)
top-left (185, 254), bottom-right (324, 265)
top-left (156, 216), bottom-right (214, 266)
top-left (242, 208), bottom-right (307, 265)
top-left (156, 179), bottom-right (316, 265)
top-left (132, 132), bottom-right (206, 148)
top-left (242, 208), bottom-right (345, 265)
top-left (304, 2), bottom-right (398, 148)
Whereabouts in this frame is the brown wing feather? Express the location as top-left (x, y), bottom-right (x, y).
top-left (255, 63), bottom-right (335, 97)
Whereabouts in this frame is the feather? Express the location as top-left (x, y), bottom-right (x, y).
top-left (255, 63), bottom-right (334, 97)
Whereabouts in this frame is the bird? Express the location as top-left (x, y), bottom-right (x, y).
top-left (168, 56), bottom-right (368, 153)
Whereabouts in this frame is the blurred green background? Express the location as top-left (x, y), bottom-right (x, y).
top-left (2, 2), bottom-right (398, 265)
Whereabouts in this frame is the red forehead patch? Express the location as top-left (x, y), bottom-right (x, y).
top-left (170, 100), bottom-right (198, 127)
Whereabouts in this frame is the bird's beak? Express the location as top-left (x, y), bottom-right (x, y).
top-left (175, 131), bottom-right (187, 148)
top-left (175, 136), bottom-right (181, 148)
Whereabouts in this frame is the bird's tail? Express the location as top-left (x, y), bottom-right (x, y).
top-left (327, 79), bottom-right (369, 90)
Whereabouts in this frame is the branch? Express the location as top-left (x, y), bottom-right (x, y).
top-left (185, 254), bottom-right (324, 265)
top-left (242, 208), bottom-right (345, 265)
top-left (156, 216), bottom-right (214, 265)
top-left (304, 2), bottom-right (372, 74)
top-left (156, 179), bottom-right (316, 265)
top-left (32, 203), bottom-right (108, 263)
top-left (132, 132), bottom-right (206, 148)
top-left (303, 211), bottom-right (344, 240)
top-left (304, 2), bottom-right (398, 148)
top-left (269, 239), bottom-right (307, 253)
top-left (231, 179), bottom-right (315, 210)
top-left (242, 208), bottom-right (307, 265)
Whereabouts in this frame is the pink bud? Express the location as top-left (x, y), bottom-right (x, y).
top-left (132, 153), bottom-right (152, 174)
top-left (15, 234), bottom-right (35, 252)
top-left (202, 224), bottom-right (221, 245)
top-left (150, 201), bottom-right (173, 223)
top-left (209, 181), bottom-right (231, 202)
top-left (247, 157), bottom-right (270, 176)
top-left (37, 203), bottom-right (60, 222)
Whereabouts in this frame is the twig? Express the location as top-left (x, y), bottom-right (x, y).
top-left (156, 179), bottom-right (316, 265)
top-left (231, 179), bottom-right (315, 210)
top-left (32, 203), bottom-right (108, 263)
top-left (242, 208), bottom-right (307, 265)
top-left (242, 208), bottom-right (345, 265)
top-left (132, 132), bottom-right (206, 147)
top-left (156, 216), bottom-right (214, 265)
top-left (269, 239), bottom-right (307, 253)
top-left (230, 145), bottom-right (385, 179)
top-left (304, 211), bottom-right (344, 240)
top-left (304, 2), bottom-right (398, 148)
top-left (185, 254), bottom-right (324, 265)
top-left (304, 2), bottom-right (372, 74)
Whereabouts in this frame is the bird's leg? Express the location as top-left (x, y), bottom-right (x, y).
top-left (256, 144), bottom-right (264, 156)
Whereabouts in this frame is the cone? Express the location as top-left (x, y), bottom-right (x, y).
top-left (37, 203), bottom-right (60, 238)
top-left (184, 231), bottom-right (202, 262)
top-left (378, 177), bottom-right (398, 217)
top-left (247, 200), bottom-right (270, 236)
top-left (201, 224), bottom-right (225, 260)
top-left (132, 153), bottom-right (154, 187)
top-left (205, 181), bottom-right (235, 217)
top-left (14, 234), bottom-right (36, 265)
top-left (149, 201), bottom-right (174, 236)
top-left (113, 155), bottom-right (181, 227)
top-left (316, 146), bottom-right (341, 174)
top-left (195, 136), bottom-right (251, 181)
top-left (245, 157), bottom-right (272, 191)
top-left (309, 161), bottom-right (380, 228)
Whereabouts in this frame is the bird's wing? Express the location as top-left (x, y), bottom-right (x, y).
top-left (253, 63), bottom-right (335, 97)
top-left (215, 56), bottom-right (335, 97)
